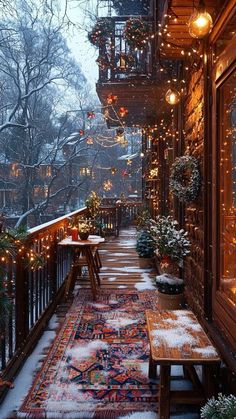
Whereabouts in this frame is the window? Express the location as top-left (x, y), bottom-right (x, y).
top-left (218, 69), bottom-right (236, 306)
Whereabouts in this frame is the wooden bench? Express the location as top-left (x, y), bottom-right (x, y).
top-left (146, 309), bottom-right (221, 419)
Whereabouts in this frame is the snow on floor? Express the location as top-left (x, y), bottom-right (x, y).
top-left (135, 272), bottom-right (156, 291)
top-left (118, 413), bottom-right (199, 419)
top-left (0, 316), bottom-right (59, 418)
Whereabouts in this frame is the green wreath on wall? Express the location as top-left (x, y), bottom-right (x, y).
top-left (169, 155), bottom-right (201, 203)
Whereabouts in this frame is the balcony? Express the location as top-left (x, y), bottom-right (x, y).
top-left (0, 199), bottom-right (142, 392)
top-left (96, 16), bottom-right (168, 127)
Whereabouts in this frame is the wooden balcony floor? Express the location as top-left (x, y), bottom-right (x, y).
top-left (1, 227), bottom-right (199, 419)
top-left (77, 227), bottom-right (156, 290)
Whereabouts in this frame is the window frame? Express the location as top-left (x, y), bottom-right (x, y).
top-left (212, 38), bottom-right (236, 350)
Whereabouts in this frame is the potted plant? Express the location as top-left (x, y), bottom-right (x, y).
top-left (150, 215), bottom-right (190, 274)
top-left (200, 393), bottom-right (236, 419)
top-left (150, 215), bottom-right (190, 309)
top-left (78, 218), bottom-right (92, 241)
top-left (136, 230), bottom-right (155, 268)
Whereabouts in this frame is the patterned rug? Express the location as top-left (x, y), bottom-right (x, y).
top-left (18, 289), bottom-right (159, 418)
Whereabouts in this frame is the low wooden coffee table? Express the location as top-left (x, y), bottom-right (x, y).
top-left (146, 309), bottom-right (221, 419)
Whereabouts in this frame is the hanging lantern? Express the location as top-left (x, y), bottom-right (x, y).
top-left (119, 107), bottom-right (129, 118)
top-left (165, 88), bottom-right (180, 105)
top-left (86, 137), bottom-right (94, 145)
top-left (188, 0), bottom-right (213, 39)
top-left (111, 167), bottom-right (117, 175)
top-left (107, 94), bottom-right (118, 104)
top-left (87, 111), bottom-right (95, 119)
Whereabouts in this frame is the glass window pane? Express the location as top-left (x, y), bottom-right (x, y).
top-left (219, 69), bottom-right (236, 306)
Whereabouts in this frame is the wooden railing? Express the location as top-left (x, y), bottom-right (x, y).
top-left (0, 207), bottom-right (87, 398)
top-left (0, 199), bottom-right (142, 398)
top-left (97, 16), bottom-right (154, 83)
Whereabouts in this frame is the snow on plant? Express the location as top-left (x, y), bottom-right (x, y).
top-left (150, 215), bottom-right (190, 266)
top-left (200, 393), bottom-right (236, 419)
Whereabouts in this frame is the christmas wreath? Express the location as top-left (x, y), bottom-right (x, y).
top-left (124, 18), bottom-right (150, 50)
top-left (88, 19), bottom-right (113, 47)
top-left (169, 155), bottom-right (201, 203)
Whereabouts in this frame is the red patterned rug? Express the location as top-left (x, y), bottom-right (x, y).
top-left (18, 289), bottom-right (159, 418)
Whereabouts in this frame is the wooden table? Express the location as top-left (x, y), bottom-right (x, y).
top-left (58, 235), bottom-right (105, 300)
top-left (146, 309), bottom-right (221, 419)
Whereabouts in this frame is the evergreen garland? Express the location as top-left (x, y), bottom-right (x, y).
top-left (124, 18), bottom-right (151, 50)
top-left (88, 19), bottom-right (113, 47)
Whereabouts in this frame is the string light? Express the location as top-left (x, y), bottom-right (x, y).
top-left (188, 0), bottom-right (213, 39)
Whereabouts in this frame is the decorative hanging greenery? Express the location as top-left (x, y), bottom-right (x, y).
top-left (169, 155), bottom-right (201, 203)
top-left (123, 18), bottom-right (151, 50)
top-left (88, 19), bottom-right (113, 47)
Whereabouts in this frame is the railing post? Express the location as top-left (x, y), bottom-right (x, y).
top-left (15, 253), bottom-right (29, 349)
top-left (49, 232), bottom-right (58, 299)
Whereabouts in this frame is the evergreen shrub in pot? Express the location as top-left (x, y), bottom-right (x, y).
top-left (200, 393), bottom-right (236, 419)
top-left (136, 230), bottom-right (155, 268)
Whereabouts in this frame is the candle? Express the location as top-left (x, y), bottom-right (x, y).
top-left (71, 227), bottom-right (78, 241)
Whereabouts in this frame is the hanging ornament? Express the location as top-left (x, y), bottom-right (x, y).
top-left (111, 167), bottom-right (118, 175)
top-left (103, 179), bottom-right (113, 191)
top-left (119, 107), bottom-right (129, 118)
top-left (107, 94), bottom-right (118, 104)
top-left (188, 0), bottom-right (213, 39)
top-left (87, 111), bottom-right (95, 119)
top-left (121, 169), bottom-right (128, 177)
top-left (165, 88), bottom-right (180, 105)
top-left (79, 129), bottom-right (85, 136)
top-left (86, 137), bottom-right (94, 145)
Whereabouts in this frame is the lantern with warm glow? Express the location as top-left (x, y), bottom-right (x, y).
top-left (165, 88), bottom-right (180, 105)
top-left (188, 0), bottom-right (213, 39)
top-left (119, 107), bottom-right (129, 118)
top-left (111, 167), bottom-right (117, 175)
top-left (107, 94), bottom-right (118, 104)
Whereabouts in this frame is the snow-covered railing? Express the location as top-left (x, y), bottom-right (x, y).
top-left (0, 206), bottom-right (87, 397)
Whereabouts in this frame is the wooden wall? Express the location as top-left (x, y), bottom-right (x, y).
top-left (183, 62), bottom-right (205, 317)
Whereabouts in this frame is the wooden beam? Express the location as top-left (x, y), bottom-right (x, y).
top-left (210, 0), bottom-right (236, 44)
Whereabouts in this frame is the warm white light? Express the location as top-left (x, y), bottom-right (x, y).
top-left (188, 9), bottom-right (213, 38)
top-left (165, 88), bottom-right (180, 105)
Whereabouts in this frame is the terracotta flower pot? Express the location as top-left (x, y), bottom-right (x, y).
top-left (157, 290), bottom-right (184, 310)
top-left (139, 257), bottom-right (153, 269)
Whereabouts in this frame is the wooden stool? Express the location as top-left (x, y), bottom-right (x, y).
top-left (146, 309), bottom-right (221, 419)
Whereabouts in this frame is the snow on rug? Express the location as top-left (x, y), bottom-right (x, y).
top-left (18, 289), bottom-right (159, 418)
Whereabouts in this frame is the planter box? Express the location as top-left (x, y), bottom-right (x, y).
top-left (157, 290), bottom-right (184, 310)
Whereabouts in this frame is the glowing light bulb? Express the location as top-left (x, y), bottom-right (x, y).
top-left (188, 8), bottom-right (213, 39)
top-left (165, 88), bottom-right (180, 105)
